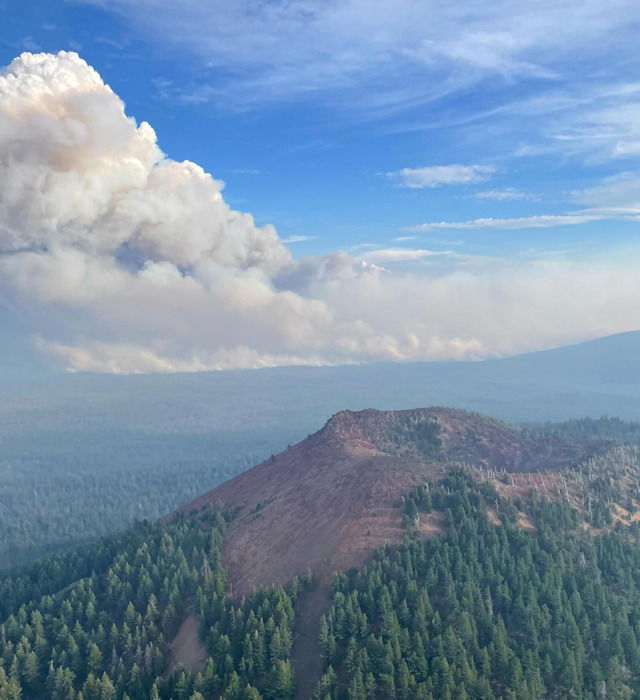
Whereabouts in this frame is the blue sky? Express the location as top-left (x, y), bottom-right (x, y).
top-left (1, 1), bottom-right (640, 372)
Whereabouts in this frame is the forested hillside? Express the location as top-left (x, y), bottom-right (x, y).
top-left (316, 472), bottom-right (640, 699)
top-left (0, 504), bottom-right (304, 699)
top-left (4, 407), bottom-right (640, 698)
top-left (3, 469), bottom-right (640, 698)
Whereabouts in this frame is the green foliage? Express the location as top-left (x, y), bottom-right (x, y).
top-left (0, 457), bottom-right (260, 572)
top-left (531, 416), bottom-right (640, 444)
top-left (0, 506), bottom-right (300, 699)
top-left (317, 471), bottom-right (640, 699)
top-left (383, 414), bottom-right (443, 459)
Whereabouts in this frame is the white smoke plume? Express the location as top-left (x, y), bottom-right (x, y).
top-left (1, 52), bottom-right (639, 373)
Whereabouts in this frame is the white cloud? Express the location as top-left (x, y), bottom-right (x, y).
top-left (282, 235), bottom-right (315, 243)
top-left (360, 248), bottom-right (452, 264)
top-left (510, 84), bottom-right (640, 162)
top-left (563, 102), bottom-right (640, 161)
top-left (571, 172), bottom-right (640, 211)
top-left (3, 52), bottom-right (640, 374)
top-left (389, 164), bottom-right (495, 189)
top-left (407, 213), bottom-right (606, 232)
top-left (475, 188), bottom-right (535, 201)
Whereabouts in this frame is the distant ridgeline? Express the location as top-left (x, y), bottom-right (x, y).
top-left (2, 410), bottom-right (640, 698)
top-left (530, 415), bottom-right (640, 445)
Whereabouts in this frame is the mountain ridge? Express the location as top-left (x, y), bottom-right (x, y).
top-left (177, 406), bottom-right (613, 599)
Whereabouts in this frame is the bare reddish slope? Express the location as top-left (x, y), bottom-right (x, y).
top-left (178, 407), bottom-right (609, 597)
top-left (180, 412), bottom-right (428, 596)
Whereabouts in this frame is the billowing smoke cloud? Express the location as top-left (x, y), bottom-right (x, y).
top-left (1, 51), bottom-right (639, 373)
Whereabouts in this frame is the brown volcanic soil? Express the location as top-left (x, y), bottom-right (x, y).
top-left (178, 407), bottom-right (610, 597)
top-left (181, 415), bottom-right (432, 597)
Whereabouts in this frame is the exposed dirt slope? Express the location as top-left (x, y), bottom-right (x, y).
top-left (178, 407), bottom-right (610, 596)
top-left (167, 613), bottom-right (208, 675)
top-left (181, 425), bottom-right (429, 596)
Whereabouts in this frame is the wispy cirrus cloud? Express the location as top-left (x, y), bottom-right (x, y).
top-left (359, 248), bottom-right (453, 264)
top-left (74, 0), bottom-right (640, 194)
top-left (282, 235), bottom-right (315, 244)
top-left (510, 84), bottom-right (640, 162)
top-left (475, 188), bottom-right (536, 201)
top-left (389, 164), bottom-right (495, 189)
top-left (80, 0), bottom-right (640, 116)
top-left (407, 213), bottom-right (607, 232)
top-left (571, 172), bottom-right (640, 210)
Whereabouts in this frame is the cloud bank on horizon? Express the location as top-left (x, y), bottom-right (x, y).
top-left (1, 51), bottom-right (639, 374)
